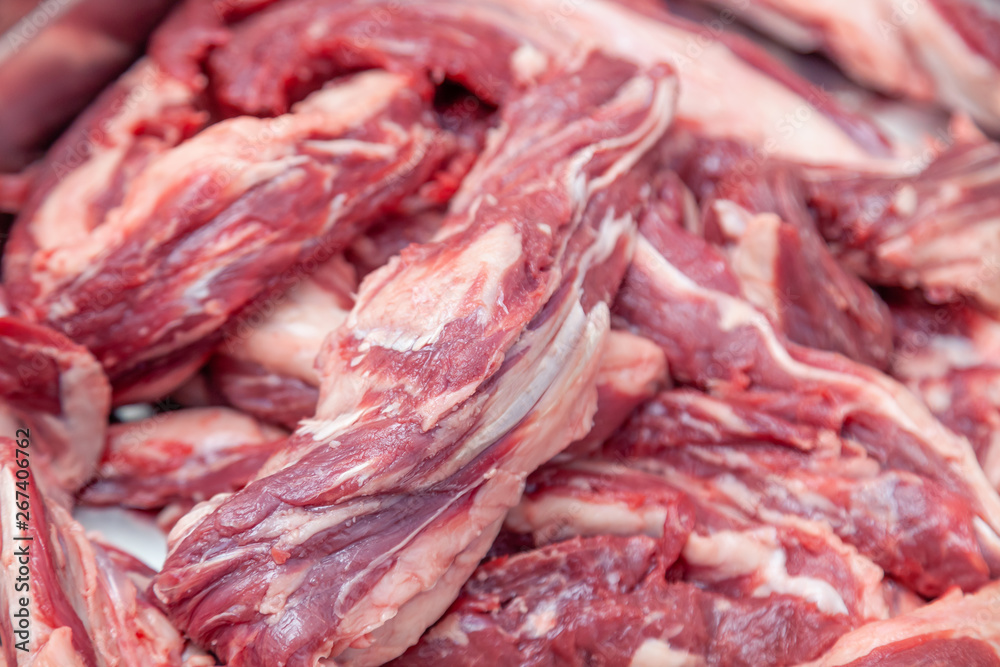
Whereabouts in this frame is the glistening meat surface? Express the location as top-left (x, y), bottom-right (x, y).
top-left (7, 0), bottom-right (1000, 664)
top-left (394, 534), bottom-right (852, 667)
top-left (153, 52), bottom-right (677, 666)
top-left (0, 317), bottom-right (110, 492)
top-left (4, 67), bottom-right (456, 403)
top-left (613, 192), bottom-right (1000, 575)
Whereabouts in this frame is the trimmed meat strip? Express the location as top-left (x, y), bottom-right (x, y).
top-left (507, 459), bottom-right (895, 625)
top-left (393, 534), bottom-right (852, 667)
top-left (890, 299), bottom-right (1000, 488)
top-left (80, 407), bottom-right (286, 510)
top-left (4, 66), bottom-right (457, 403)
top-left (153, 51), bottom-right (676, 667)
top-left (799, 581), bottom-right (1000, 666)
top-left (807, 123), bottom-right (1000, 315)
top-left (612, 187), bottom-right (1000, 576)
top-left (649, 160), bottom-right (894, 368)
top-left (605, 416), bottom-right (990, 597)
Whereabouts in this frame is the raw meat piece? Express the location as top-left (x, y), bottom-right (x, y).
top-left (156, 0), bottom-right (892, 168)
top-left (608, 386), bottom-right (841, 453)
top-left (891, 300), bottom-right (1000, 486)
top-left (612, 195), bottom-right (1000, 575)
top-left (348, 210), bottom-right (446, 279)
top-left (799, 582), bottom-right (1000, 666)
top-left (723, 218), bottom-right (892, 364)
top-left (208, 357), bottom-right (319, 430)
top-left (393, 534), bottom-right (851, 667)
top-left (507, 459), bottom-right (893, 624)
top-left (4, 64), bottom-right (457, 403)
top-left (153, 52), bottom-right (676, 667)
top-left (98, 544), bottom-right (218, 667)
top-left (217, 255), bottom-right (664, 436)
top-left (561, 330), bottom-right (669, 457)
top-left (677, 0), bottom-right (1000, 131)
top-left (210, 253), bottom-right (357, 426)
top-left (3, 0), bottom-right (901, 401)
top-left (605, 423), bottom-right (989, 597)
top-left (555, 0), bottom-right (894, 167)
top-left (891, 299), bottom-right (1000, 382)
top-left (0, 439), bottom-right (188, 666)
top-left (219, 254), bottom-right (356, 385)
top-left (653, 153), bottom-right (893, 368)
top-left (218, 314), bottom-right (666, 440)
top-left (6, 58), bottom-right (207, 283)
top-left (0, 317), bottom-right (110, 491)
top-left (807, 123), bottom-right (1000, 315)
top-left (80, 407), bottom-right (286, 510)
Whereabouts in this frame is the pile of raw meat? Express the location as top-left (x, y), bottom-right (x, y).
top-left (4, 0), bottom-right (1000, 665)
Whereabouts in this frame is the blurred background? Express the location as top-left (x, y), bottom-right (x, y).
top-left (0, 0), bottom-right (179, 173)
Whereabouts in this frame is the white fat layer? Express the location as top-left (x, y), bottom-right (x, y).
top-left (521, 599), bottom-right (560, 638)
top-left (108, 407), bottom-right (281, 455)
top-left (449, 300), bottom-right (589, 468)
top-left (505, 495), bottom-right (665, 542)
top-left (683, 529), bottom-right (849, 616)
top-left (33, 70), bottom-right (409, 300)
top-left (303, 139), bottom-right (398, 158)
top-left (720, 204), bottom-right (782, 319)
top-left (510, 42), bottom-right (549, 84)
top-left (351, 223), bottom-right (524, 354)
top-left (630, 640), bottom-right (707, 667)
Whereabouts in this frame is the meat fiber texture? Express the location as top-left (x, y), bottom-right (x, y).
top-left (890, 298), bottom-right (1000, 488)
top-left (614, 187), bottom-right (1000, 573)
top-left (8, 0), bottom-right (1000, 665)
top-left (149, 7), bottom-right (678, 663)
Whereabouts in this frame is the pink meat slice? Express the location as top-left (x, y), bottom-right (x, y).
top-left (0, 317), bottom-right (110, 492)
top-left (4, 67), bottom-right (456, 403)
top-left (561, 330), bottom-right (669, 458)
top-left (612, 191), bottom-right (1000, 577)
top-left (605, 420), bottom-right (989, 597)
top-left (650, 160), bottom-right (893, 369)
top-left (80, 407), bottom-right (286, 510)
top-left (347, 210), bottom-right (447, 280)
top-left (215, 249), bottom-right (665, 436)
top-left (806, 125), bottom-right (1000, 315)
top-left (0, 0), bottom-right (181, 171)
top-left (393, 534), bottom-right (852, 667)
top-left (153, 52), bottom-right (676, 667)
top-left (890, 299), bottom-right (1000, 487)
top-left (506, 460), bottom-right (894, 626)
top-left (210, 254), bottom-right (357, 427)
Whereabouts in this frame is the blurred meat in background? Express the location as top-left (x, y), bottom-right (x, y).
top-left (0, 0), bottom-right (179, 173)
